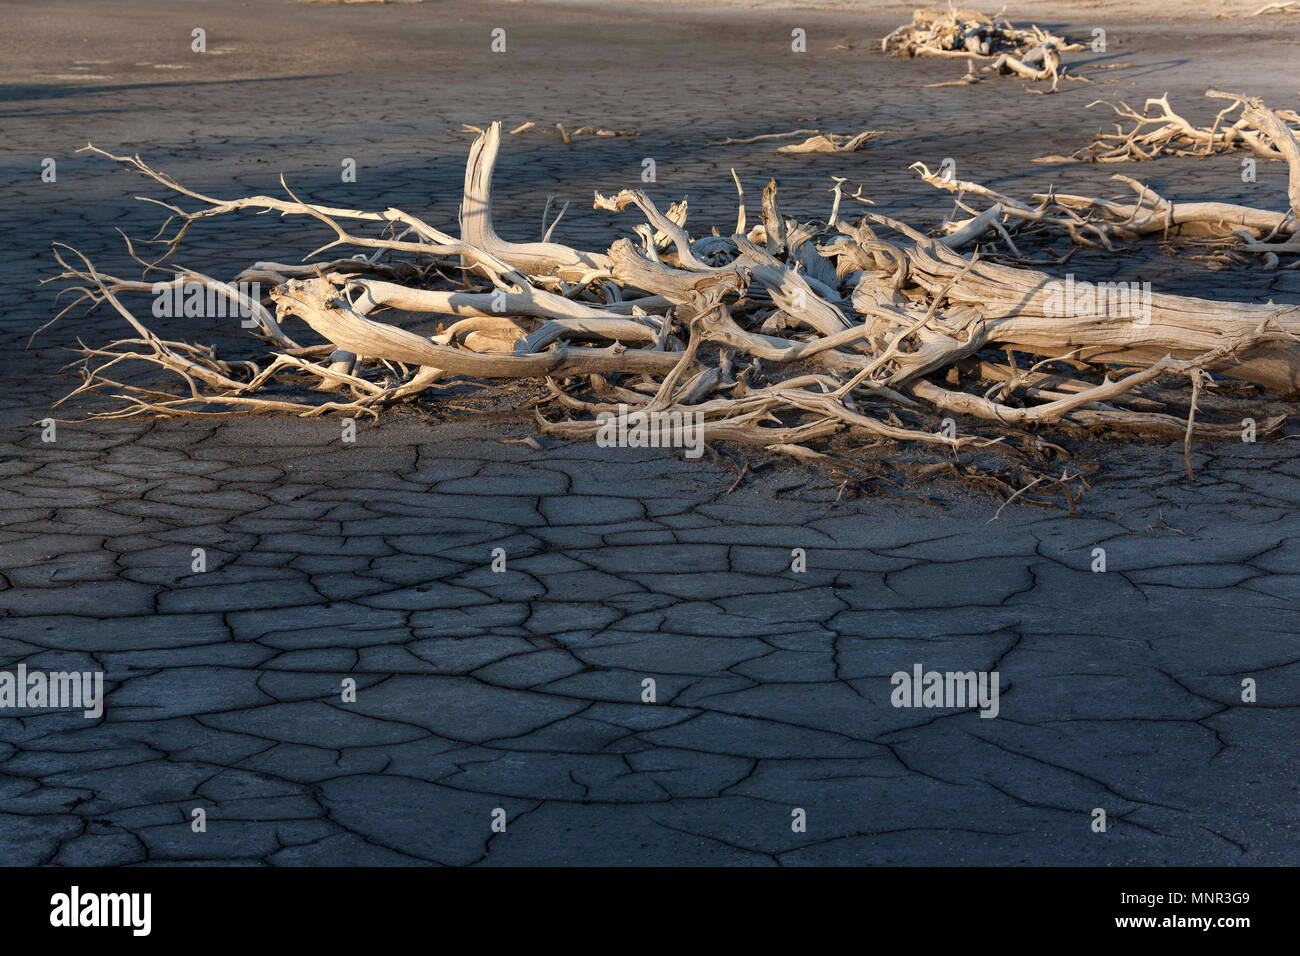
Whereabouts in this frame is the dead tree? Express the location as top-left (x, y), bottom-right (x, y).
top-left (40, 120), bottom-right (1300, 505)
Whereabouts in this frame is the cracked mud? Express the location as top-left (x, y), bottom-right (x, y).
top-left (1, 0), bottom-right (1297, 865)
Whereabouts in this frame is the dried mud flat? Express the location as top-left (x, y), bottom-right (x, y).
top-left (0, 0), bottom-right (1297, 865)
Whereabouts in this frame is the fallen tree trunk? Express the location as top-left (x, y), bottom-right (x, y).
top-left (904, 241), bottom-right (1300, 392)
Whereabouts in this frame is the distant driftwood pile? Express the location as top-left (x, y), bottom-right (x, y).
top-left (881, 6), bottom-right (1086, 92)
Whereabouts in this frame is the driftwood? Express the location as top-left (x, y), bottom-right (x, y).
top-left (1037, 91), bottom-right (1300, 164)
top-left (464, 122), bottom-right (640, 144)
top-left (39, 121), bottom-right (1300, 507)
top-left (883, 5), bottom-right (1084, 92)
top-left (916, 93), bottom-right (1300, 270)
top-left (706, 129), bottom-right (887, 154)
top-left (881, 6), bottom-right (1081, 58)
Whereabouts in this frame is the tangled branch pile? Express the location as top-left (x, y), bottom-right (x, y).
top-left (1039, 91), bottom-right (1300, 163)
top-left (881, 5), bottom-right (1084, 92)
top-left (42, 121), bottom-right (1300, 505)
top-left (918, 93), bottom-right (1300, 269)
